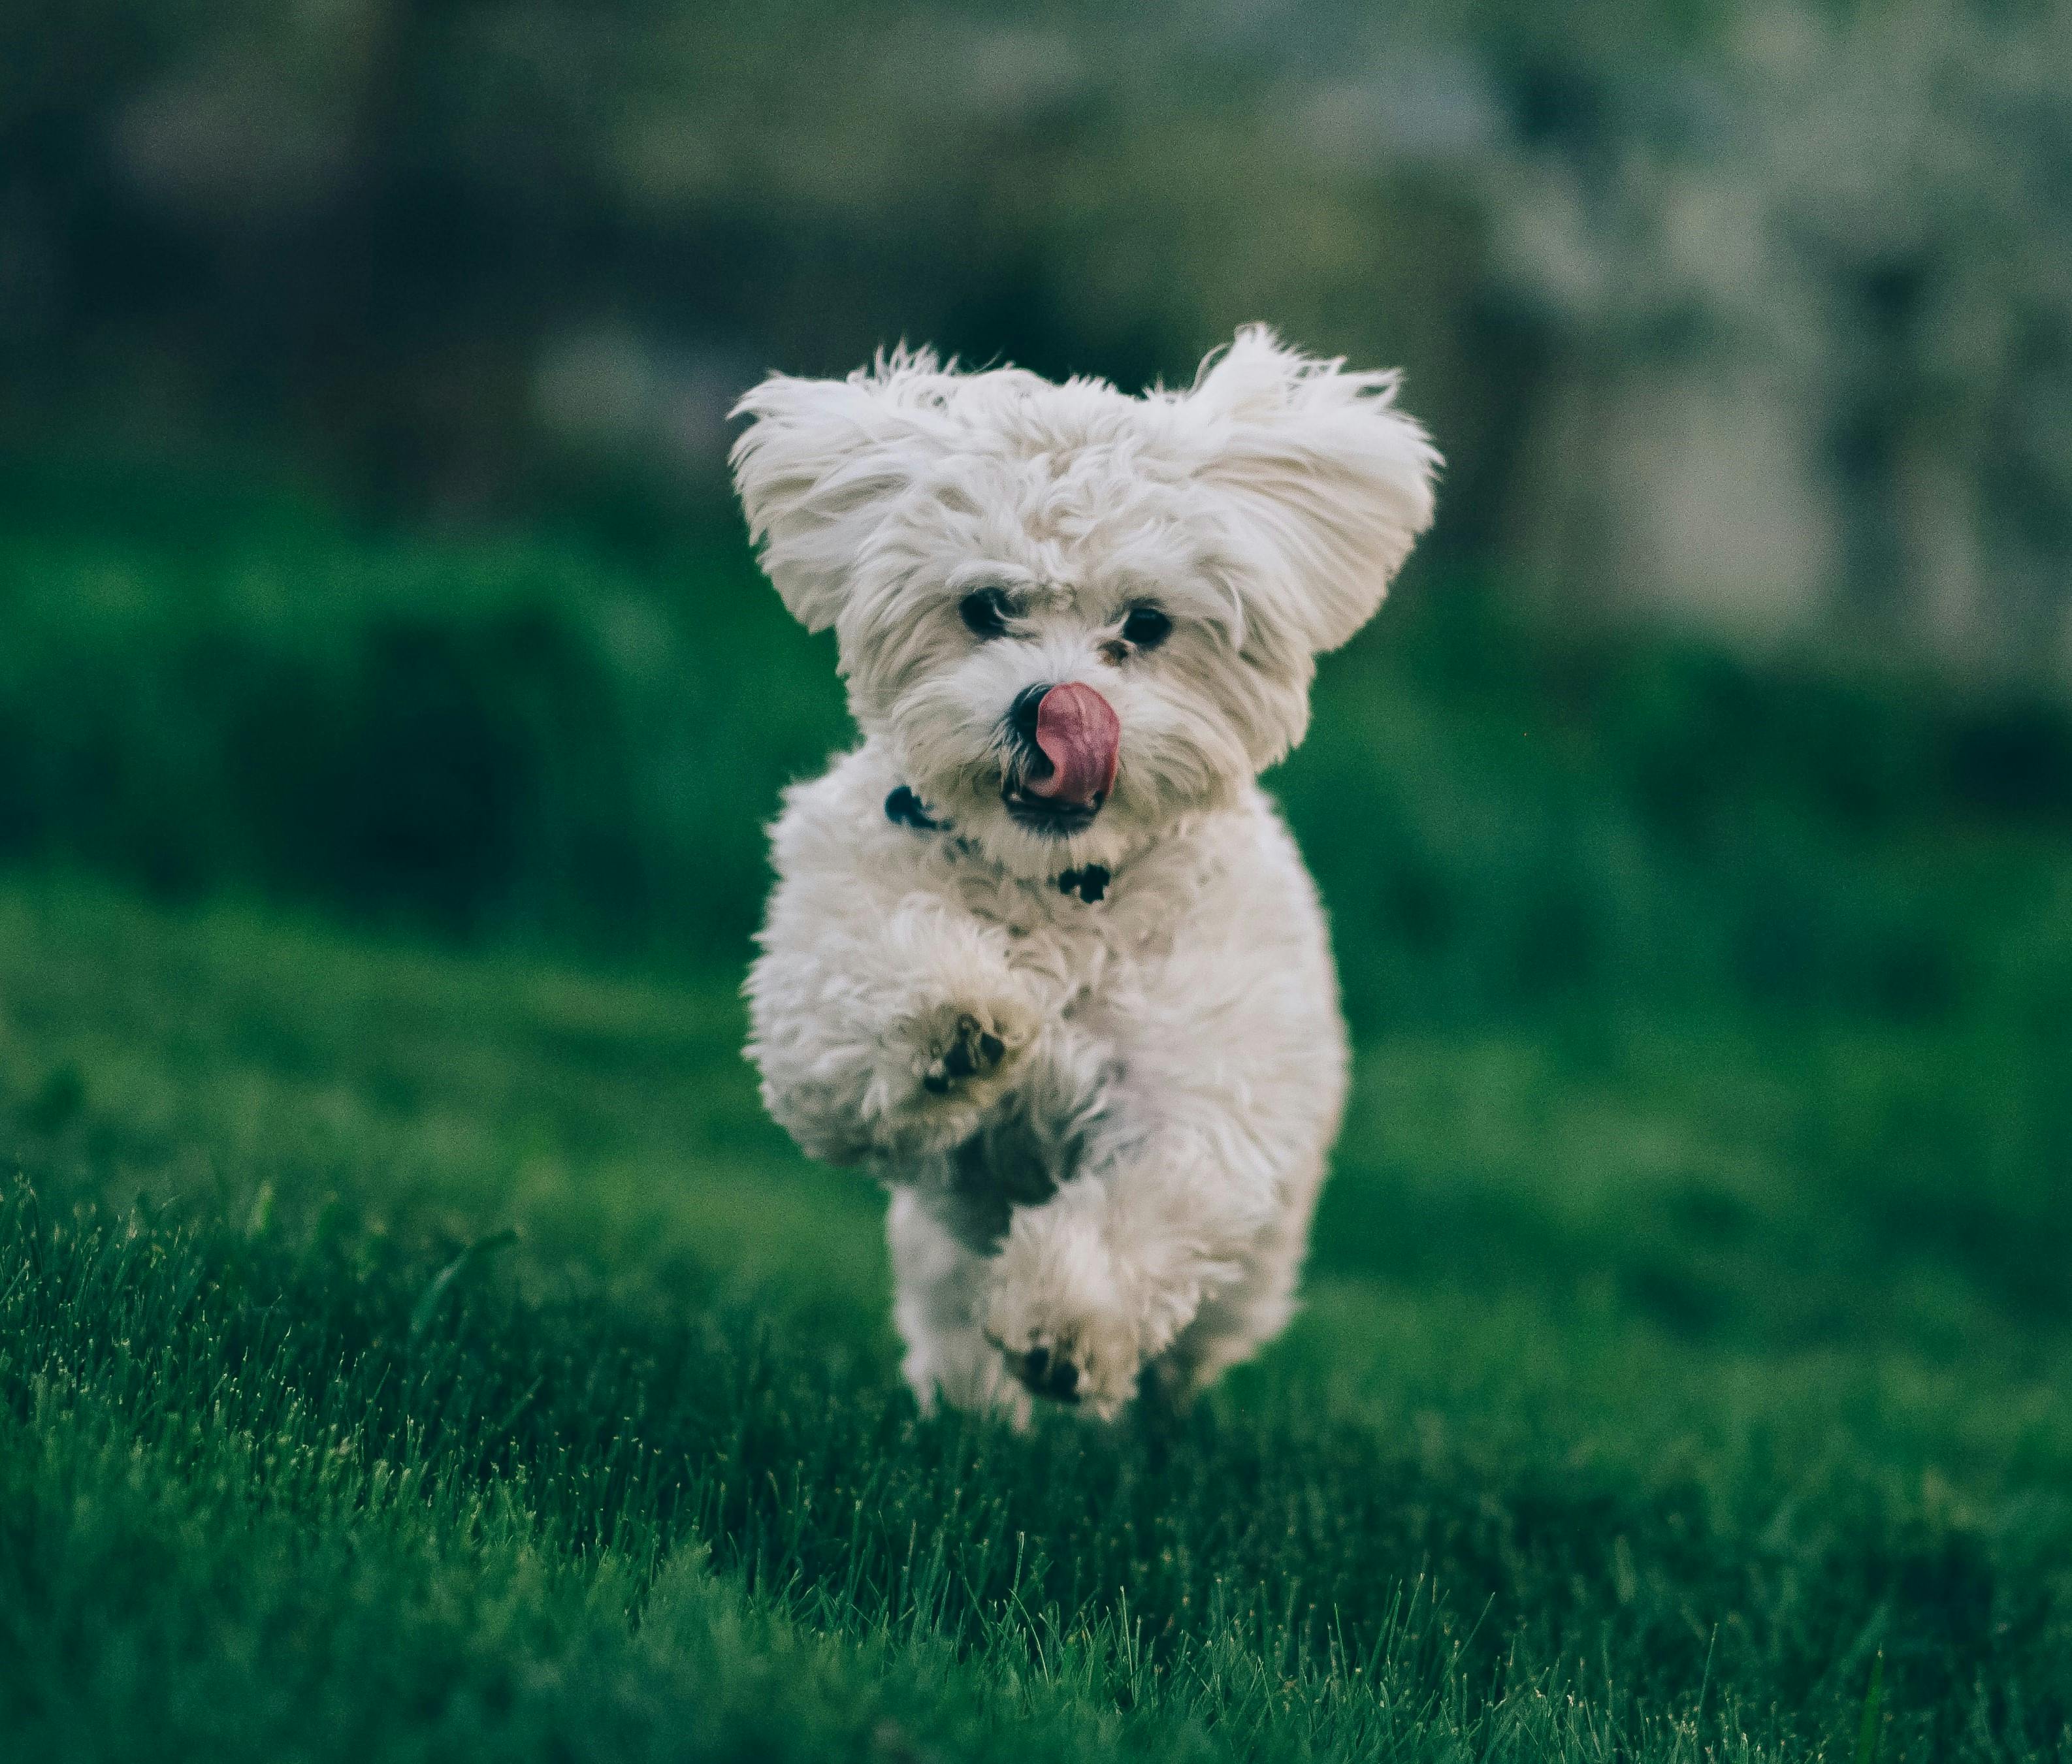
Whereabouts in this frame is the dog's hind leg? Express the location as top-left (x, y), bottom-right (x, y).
top-left (886, 1187), bottom-right (1033, 1428)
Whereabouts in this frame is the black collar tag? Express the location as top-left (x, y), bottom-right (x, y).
top-left (1057, 865), bottom-right (1109, 904)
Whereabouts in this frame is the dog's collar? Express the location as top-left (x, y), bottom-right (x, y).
top-left (884, 786), bottom-right (943, 832)
top-left (884, 786), bottom-right (1110, 905)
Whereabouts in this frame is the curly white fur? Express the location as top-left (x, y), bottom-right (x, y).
top-left (733, 327), bottom-right (1438, 1422)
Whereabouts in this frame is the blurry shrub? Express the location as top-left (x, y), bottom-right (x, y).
top-left (3, 460), bottom-right (2069, 1038)
top-left (1276, 579), bottom-right (2072, 1029)
top-left (0, 460), bottom-right (845, 952)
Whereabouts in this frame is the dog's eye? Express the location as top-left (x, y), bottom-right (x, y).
top-left (1120, 605), bottom-right (1172, 650)
top-left (959, 587), bottom-right (1012, 639)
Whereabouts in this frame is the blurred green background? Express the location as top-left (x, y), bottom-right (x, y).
top-left (3, 7), bottom-right (2072, 1761)
top-left (3, 0), bottom-right (2071, 970)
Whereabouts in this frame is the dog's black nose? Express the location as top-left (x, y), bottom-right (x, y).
top-left (1009, 684), bottom-right (1051, 747)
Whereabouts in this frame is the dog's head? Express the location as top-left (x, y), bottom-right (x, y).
top-left (731, 327), bottom-right (1439, 874)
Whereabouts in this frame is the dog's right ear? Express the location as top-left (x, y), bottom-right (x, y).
top-left (730, 353), bottom-right (949, 632)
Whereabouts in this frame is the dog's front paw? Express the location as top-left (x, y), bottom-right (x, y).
top-left (987, 1296), bottom-right (1144, 1420)
top-left (983, 1210), bottom-right (1156, 1420)
top-left (919, 1009), bottom-right (1009, 1095)
top-left (901, 995), bottom-right (1031, 1104)
top-left (862, 991), bottom-right (1036, 1157)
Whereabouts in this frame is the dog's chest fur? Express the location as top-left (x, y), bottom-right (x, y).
top-left (878, 776), bottom-right (1232, 1246)
top-left (900, 792), bottom-right (1220, 1025)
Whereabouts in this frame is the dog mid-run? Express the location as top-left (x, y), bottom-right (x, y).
top-left (732, 327), bottom-right (1438, 1423)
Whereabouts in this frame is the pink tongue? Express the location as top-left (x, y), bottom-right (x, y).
top-left (1027, 682), bottom-right (1120, 807)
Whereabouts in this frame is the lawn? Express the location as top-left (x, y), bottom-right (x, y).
top-left (1, 877), bottom-right (2067, 1762)
top-left (1, 482), bottom-right (2069, 1759)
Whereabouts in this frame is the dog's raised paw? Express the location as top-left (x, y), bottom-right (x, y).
top-left (920, 1012), bottom-right (1007, 1094)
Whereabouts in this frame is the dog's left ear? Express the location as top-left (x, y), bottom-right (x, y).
top-left (1187, 327), bottom-right (1440, 654)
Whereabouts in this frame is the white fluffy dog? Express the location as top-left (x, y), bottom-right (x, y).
top-left (732, 327), bottom-right (1438, 1422)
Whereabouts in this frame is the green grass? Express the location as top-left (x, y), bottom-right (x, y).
top-left (3, 880), bottom-right (2069, 1762)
